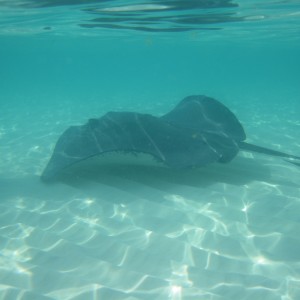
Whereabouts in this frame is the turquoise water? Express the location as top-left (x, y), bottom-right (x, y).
top-left (1, 1), bottom-right (300, 299)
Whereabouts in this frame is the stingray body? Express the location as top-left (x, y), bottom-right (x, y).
top-left (41, 95), bottom-right (300, 181)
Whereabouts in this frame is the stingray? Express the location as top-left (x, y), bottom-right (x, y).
top-left (41, 95), bottom-right (300, 181)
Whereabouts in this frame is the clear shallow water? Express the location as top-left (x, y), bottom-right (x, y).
top-left (1, 1), bottom-right (300, 300)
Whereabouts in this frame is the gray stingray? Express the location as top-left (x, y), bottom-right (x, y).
top-left (41, 95), bottom-right (300, 181)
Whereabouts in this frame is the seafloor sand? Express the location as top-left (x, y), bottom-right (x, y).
top-left (0, 96), bottom-right (300, 300)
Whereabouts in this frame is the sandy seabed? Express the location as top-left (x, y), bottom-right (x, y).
top-left (1, 96), bottom-right (300, 300)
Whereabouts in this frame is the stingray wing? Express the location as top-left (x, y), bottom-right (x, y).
top-left (161, 95), bottom-right (246, 163)
top-left (41, 111), bottom-right (225, 181)
top-left (161, 95), bottom-right (246, 141)
top-left (41, 95), bottom-right (248, 181)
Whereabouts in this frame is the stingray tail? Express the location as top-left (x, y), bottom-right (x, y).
top-left (239, 141), bottom-right (300, 164)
